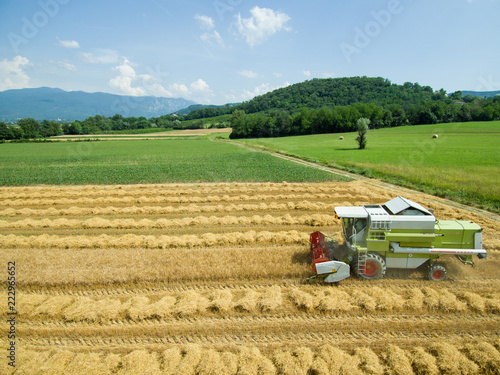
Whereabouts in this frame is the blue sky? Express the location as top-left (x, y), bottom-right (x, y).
top-left (0, 0), bottom-right (499, 104)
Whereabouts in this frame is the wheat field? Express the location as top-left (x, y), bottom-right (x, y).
top-left (1, 181), bottom-right (499, 374)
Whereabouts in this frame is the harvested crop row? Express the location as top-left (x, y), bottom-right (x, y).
top-left (4, 341), bottom-right (499, 375)
top-left (0, 231), bottom-right (310, 249)
top-left (0, 201), bottom-right (339, 217)
top-left (0, 244), bottom-right (313, 285)
top-left (0, 192), bottom-right (375, 207)
top-left (0, 181), bottom-right (382, 200)
top-left (13, 285), bottom-right (500, 320)
top-left (0, 214), bottom-right (337, 230)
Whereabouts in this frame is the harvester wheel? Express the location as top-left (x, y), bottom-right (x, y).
top-left (356, 253), bottom-right (386, 280)
top-left (428, 264), bottom-right (447, 281)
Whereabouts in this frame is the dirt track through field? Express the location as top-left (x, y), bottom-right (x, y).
top-left (0, 181), bottom-right (499, 374)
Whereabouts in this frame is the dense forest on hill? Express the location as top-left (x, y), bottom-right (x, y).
top-left (186, 77), bottom-right (437, 120)
top-left (227, 77), bottom-right (500, 139)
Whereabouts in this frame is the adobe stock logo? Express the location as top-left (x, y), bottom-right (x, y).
top-left (213, 0), bottom-right (243, 21)
top-left (341, 0), bottom-right (403, 63)
top-left (8, 0), bottom-right (70, 53)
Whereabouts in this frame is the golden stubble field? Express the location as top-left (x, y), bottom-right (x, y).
top-left (0, 180), bottom-right (499, 374)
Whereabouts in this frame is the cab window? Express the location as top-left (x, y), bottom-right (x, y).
top-left (354, 219), bottom-right (367, 232)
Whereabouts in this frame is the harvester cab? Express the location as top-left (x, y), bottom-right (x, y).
top-left (310, 197), bottom-right (486, 282)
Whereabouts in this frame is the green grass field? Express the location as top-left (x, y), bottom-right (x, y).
top-left (0, 138), bottom-right (345, 185)
top-left (239, 122), bottom-right (500, 212)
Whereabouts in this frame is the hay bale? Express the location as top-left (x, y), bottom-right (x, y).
top-left (431, 343), bottom-right (479, 374)
top-left (258, 286), bottom-right (282, 312)
top-left (94, 297), bottom-right (129, 321)
top-left (33, 296), bottom-right (74, 318)
top-left (234, 290), bottom-right (259, 312)
top-left (404, 288), bottom-right (425, 310)
top-left (383, 345), bottom-right (413, 375)
top-left (273, 347), bottom-right (314, 375)
top-left (208, 290), bottom-right (233, 313)
top-left (14, 350), bottom-right (52, 374)
top-left (289, 288), bottom-right (314, 312)
top-left (174, 290), bottom-right (209, 317)
top-left (354, 347), bottom-right (384, 375)
top-left (126, 296), bottom-right (150, 321)
top-left (367, 286), bottom-right (405, 311)
top-left (64, 352), bottom-right (109, 375)
top-left (422, 287), bottom-right (467, 312)
top-left (116, 350), bottom-right (161, 375)
top-left (143, 295), bottom-right (176, 319)
top-left (312, 345), bottom-right (360, 374)
top-left (175, 344), bottom-right (202, 375)
top-left (162, 347), bottom-right (182, 375)
top-left (316, 288), bottom-right (355, 312)
top-left (464, 341), bottom-right (500, 374)
top-left (62, 296), bottom-right (98, 322)
top-left (351, 289), bottom-right (377, 311)
top-left (38, 350), bottom-right (75, 374)
top-left (17, 293), bottom-right (48, 314)
top-left (196, 348), bottom-right (237, 375)
top-left (410, 347), bottom-right (439, 375)
top-left (237, 346), bottom-right (275, 375)
top-left (457, 291), bottom-right (485, 312)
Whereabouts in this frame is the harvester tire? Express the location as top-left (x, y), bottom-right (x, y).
top-left (355, 252), bottom-right (386, 280)
top-left (428, 264), bottom-right (447, 281)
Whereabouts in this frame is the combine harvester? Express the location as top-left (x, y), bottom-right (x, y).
top-left (310, 196), bottom-right (486, 282)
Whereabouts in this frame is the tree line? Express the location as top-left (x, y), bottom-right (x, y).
top-left (0, 113), bottom-right (228, 140)
top-left (229, 96), bottom-right (500, 139)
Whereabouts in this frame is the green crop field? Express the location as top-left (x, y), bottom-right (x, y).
top-left (0, 138), bottom-right (345, 185)
top-left (239, 122), bottom-right (500, 212)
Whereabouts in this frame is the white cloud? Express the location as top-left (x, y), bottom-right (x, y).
top-left (168, 82), bottom-right (190, 97)
top-left (273, 72), bottom-right (283, 78)
top-left (57, 37), bottom-right (80, 48)
top-left (108, 58), bottom-right (213, 102)
top-left (195, 14), bottom-right (215, 30)
top-left (80, 49), bottom-right (120, 64)
top-left (109, 58), bottom-right (146, 96)
top-left (58, 60), bottom-right (77, 72)
top-left (190, 79), bottom-right (214, 104)
top-left (303, 70), bottom-right (311, 77)
top-left (239, 69), bottom-right (259, 79)
top-left (239, 81), bottom-right (290, 101)
top-left (200, 30), bottom-right (225, 47)
top-left (195, 14), bottom-right (225, 47)
top-left (165, 79), bottom-right (213, 103)
top-left (137, 73), bottom-right (172, 97)
top-left (0, 55), bottom-right (30, 91)
top-left (235, 6), bottom-right (291, 47)
top-left (190, 78), bottom-right (210, 93)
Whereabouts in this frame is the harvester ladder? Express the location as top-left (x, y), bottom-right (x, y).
top-left (357, 247), bottom-right (368, 276)
top-left (351, 227), bottom-right (367, 276)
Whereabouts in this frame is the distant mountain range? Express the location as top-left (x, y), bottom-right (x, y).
top-left (1, 86), bottom-right (499, 123)
top-left (461, 90), bottom-right (500, 98)
top-left (0, 87), bottom-right (195, 121)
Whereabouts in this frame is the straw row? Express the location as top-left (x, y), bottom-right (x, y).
top-left (0, 214), bottom-right (337, 229)
top-left (6, 341), bottom-right (500, 375)
top-left (0, 230), bottom-right (310, 249)
top-left (15, 286), bottom-right (500, 321)
top-left (0, 201), bottom-right (339, 217)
